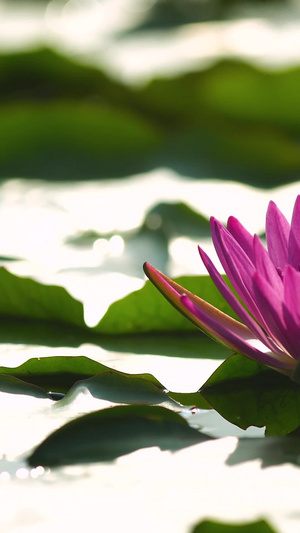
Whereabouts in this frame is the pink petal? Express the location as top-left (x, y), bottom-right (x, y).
top-left (288, 196), bottom-right (300, 269)
top-left (227, 216), bottom-right (255, 263)
top-left (143, 262), bottom-right (294, 371)
top-left (198, 245), bottom-right (284, 356)
top-left (253, 271), bottom-right (299, 360)
top-left (143, 262), bottom-right (252, 340)
top-left (253, 235), bottom-right (283, 294)
top-left (266, 200), bottom-right (290, 270)
top-left (211, 218), bottom-right (268, 326)
top-left (282, 265), bottom-right (300, 342)
top-left (181, 294), bottom-right (294, 371)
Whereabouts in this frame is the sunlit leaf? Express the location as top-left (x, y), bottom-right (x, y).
top-left (0, 267), bottom-right (85, 326)
top-left (28, 405), bottom-right (209, 466)
top-left (0, 267), bottom-right (233, 360)
top-left (0, 355), bottom-right (210, 410)
top-left (201, 353), bottom-right (300, 436)
top-left (95, 275), bottom-right (237, 335)
top-left (0, 356), bottom-right (164, 394)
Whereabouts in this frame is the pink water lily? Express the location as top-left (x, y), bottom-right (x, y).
top-left (144, 197), bottom-right (300, 380)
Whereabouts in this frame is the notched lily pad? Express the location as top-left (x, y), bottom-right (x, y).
top-left (28, 404), bottom-right (209, 466)
top-left (0, 267), bottom-right (233, 361)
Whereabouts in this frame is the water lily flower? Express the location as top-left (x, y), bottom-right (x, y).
top-left (144, 197), bottom-right (300, 380)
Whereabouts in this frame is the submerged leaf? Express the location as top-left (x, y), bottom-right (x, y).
top-left (28, 405), bottom-right (208, 466)
top-left (61, 372), bottom-right (181, 410)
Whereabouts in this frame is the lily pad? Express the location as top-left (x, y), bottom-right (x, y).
top-left (0, 267), bottom-right (233, 361)
top-left (0, 102), bottom-right (161, 179)
top-left (0, 374), bottom-right (49, 399)
top-left (0, 355), bottom-right (210, 410)
top-left (0, 356), bottom-right (165, 394)
top-left (61, 371), bottom-right (182, 410)
top-left (201, 353), bottom-right (300, 436)
top-left (28, 404), bottom-right (209, 466)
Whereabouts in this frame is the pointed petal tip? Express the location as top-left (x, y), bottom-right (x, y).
top-left (143, 262), bottom-right (165, 286)
top-left (143, 261), bottom-right (158, 279)
top-left (198, 245), bottom-right (207, 261)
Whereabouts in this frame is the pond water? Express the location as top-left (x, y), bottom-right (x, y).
top-left (0, 174), bottom-right (299, 532)
top-left (1, 1), bottom-right (300, 532)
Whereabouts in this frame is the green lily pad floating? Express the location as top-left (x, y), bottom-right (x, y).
top-left (28, 404), bottom-right (209, 466)
top-left (0, 101), bottom-right (161, 180)
top-left (95, 273), bottom-right (237, 335)
top-left (0, 374), bottom-right (49, 399)
top-left (0, 266), bottom-right (233, 361)
top-left (201, 353), bottom-right (300, 436)
top-left (0, 267), bottom-right (85, 326)
top-left (137, 59), bottom-right (300, 186)
top-left (1, 47), bottom-right (300, 186)
top-left (0, 48), bottom-right (131, 104)
top-left (63, 371), bottom-right (180, 409)
top-left (0, 355), bottom-right (211, 409)
top-left (0, 356), bottom-right (164, 394)
top-left (191, 518), bottom-right (277, 533)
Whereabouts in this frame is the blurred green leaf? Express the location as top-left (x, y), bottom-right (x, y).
top-left (137, 59), bottom-right (300, 186)
top-left (28, 404), bottom-right (209, 466)
top-left (0, 48), bottom-right (132, 105)
top-left (0, 102), bottom-right (161, 179)
top-left (191, 518), bottom-right (278, 533)
top-left (201, 353), bottom-right (300, 436)
top-left (1, 49), bottom-right (300, 184)
top-left (143, 201), bottom-right (211, 239)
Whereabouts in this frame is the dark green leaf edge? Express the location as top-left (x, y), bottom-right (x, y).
top-left (28, 404), bottom-right (209, 467)
top-left (0, 267), bottom-right (234, 363)
top-left (0, 355), bottom-right (210, 410)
